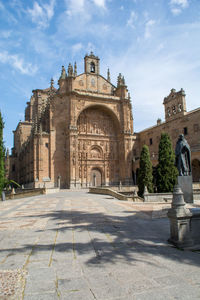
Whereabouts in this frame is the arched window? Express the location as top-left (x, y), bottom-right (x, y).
top-left (90, 62), bottom-right (95, 73)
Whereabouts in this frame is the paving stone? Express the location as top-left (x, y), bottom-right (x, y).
top-left (24, 292), bottom-right (59, 300)
top-left (24, 278), bottom-right (56, 294)
top-left (0, 190), bottom-right (200, 300)
top-left (61, 289), bottom-right (94, 300)
top-left (58, 277), bottom-right (89, 292)
top-left (27, 267), bottom-right (56, 281)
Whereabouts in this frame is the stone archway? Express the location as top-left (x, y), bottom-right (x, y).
top-left (192, 159), bottom-right (200, 182)
top-left (77, 105), bottom-right (120, 187)
top-left (90, 168), bottom-right (102, 186)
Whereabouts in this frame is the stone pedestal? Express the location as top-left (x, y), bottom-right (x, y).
top-left (167, 185), bottom-right (193, 248)
top-left (178, 175), bottom-right (193, 203)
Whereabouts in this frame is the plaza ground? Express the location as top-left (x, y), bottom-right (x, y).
top-left (0, 190), bottom-right (200, 299)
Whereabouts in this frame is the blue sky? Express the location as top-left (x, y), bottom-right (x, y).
top-left (0, 0), bottom-right (200, 151)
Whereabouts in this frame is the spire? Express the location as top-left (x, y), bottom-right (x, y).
top-left (74, 62), bottom-right (77, 76)
top-left (117, 73), bottom-right (122, 87)
top-left (117, 73), bottom-right (126, 87)
top-left (107, 68), bottom-right (110, 82)
top-left (60, 66), bottom-right (66, 80)
top-left (68, 63), bottom-right (73, 77)
top-left (50, 78), bottom-right (54, 89)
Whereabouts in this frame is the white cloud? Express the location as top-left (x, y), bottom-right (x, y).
top-left (86, 42), bottom-right (95, 53)
top-left (0, 51), bottom-right (38, 75)
top-left (0, 1), bottom-right (4, 10)
top-left (66, 0), bottom-right (85, 16)
top-left (1, 30), bottom-right (12, 38)
top-left (72, 42), bottom-right (83, 56)
top-left (144, 19), bottom-right (156, 39)
top-left (171, 8), bottom-right (182, 15)
top-left (170, 0), bottom-right (188, 8)
top-left (92, 0), bottom-right (106, 8)
top-left (27, 0), bottom-right (55, 28)
top-left (127, 11), bottom-right (137, 28)
top-left (170, 0), bottom-right (189, 15)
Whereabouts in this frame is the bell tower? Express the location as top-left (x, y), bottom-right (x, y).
top-left (163, 88), bottom-right (187, 122)
top-left (84, 52), bottom-right (100, 75)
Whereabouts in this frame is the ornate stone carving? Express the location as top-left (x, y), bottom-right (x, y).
top-left (79, 80), bottom-right (84, 86)
top-left (77, 108), bottom-right (117, 136)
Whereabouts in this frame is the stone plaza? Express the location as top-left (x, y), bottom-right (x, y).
top-left (0, 190), bottom-right (200, 299)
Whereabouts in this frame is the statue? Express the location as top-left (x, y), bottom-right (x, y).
top-left (175, 134), bottom-right (191, 176)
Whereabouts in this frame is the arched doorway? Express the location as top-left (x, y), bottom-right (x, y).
top-left (90, 168), bottom-right (102, 187)
top-left (192, 159), bottom-right (200, 182)
top-left (77, 105), bottom-right (120, 187)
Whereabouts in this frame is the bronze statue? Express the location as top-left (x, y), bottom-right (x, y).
top-left (175, 134), bottom-right (191, 176)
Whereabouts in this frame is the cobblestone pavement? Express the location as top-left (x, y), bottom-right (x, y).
top-left (0, 190), bottom-right (200, 300)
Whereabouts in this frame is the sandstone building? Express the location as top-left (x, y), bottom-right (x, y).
top-left (133, 88), bottom-right (200, 182)
top-left (9, 53), bottom-right (200, 187)
top-left (9, 53), bottom-right (135, 188)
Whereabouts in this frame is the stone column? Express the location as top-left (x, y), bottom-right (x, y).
top-left (167, 185), bottom-right (193, 248)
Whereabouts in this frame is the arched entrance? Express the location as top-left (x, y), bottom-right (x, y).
top-left (192, 159), bottom-right (200, 182)
top-left (77, 105), bottom-right (120, 187)
top-left (90, 168), bottom-right (102, 187)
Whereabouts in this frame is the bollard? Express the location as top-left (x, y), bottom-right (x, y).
top-left (167, 185), bottom-right (193, 248)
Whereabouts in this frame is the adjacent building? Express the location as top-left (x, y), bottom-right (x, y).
top-left (133, 88), bottom-right (200, 182)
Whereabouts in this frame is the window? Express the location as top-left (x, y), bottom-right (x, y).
top-left (184, 127), bottom-right (188, 135)
top-left (90, 62), bottom-right (95, 73)
top-left (12, 164), bottom-right (15, 172)
top-left (167, 108), bottom-right (171, 117)
top-left (149, 138), bottom-right (153, 145)
top-left (45, 143), bottom-right (49, 148)
top-left (178, 103), bottom-right (182, 112)
top-left (172, 106), bottom-right (176, 114)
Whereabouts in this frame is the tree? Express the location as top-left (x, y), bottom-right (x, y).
top-left (0, 111), bottom-right (4, 194)
top-left (138, 145), bottom-right (153, 197)
top-left (156, 132), bottom-right (178, 193)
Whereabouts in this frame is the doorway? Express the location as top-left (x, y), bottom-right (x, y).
top-left (91, 168), bottom-right (102, 187)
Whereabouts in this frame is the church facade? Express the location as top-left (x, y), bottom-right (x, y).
top-left (9, 53), bottom-right (135, 188)
top-left (9, 53), bottom-right (200, 187)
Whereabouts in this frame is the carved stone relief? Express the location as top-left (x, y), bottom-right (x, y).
top-left (77, 108), bottom-right (117, 136)
top-left (77, 107), bottom-right (120, 184)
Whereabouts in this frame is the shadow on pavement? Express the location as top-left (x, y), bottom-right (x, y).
top-left (1, 207), bottom-right (200, 267)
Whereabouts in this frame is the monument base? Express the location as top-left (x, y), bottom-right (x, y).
top-left (178, 175), bottom-right (193, 203)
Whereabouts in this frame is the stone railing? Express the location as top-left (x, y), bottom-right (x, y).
top-left (144, 191), bottom-right (173, 203)
top-left (144, 188), bottom-right (200, 203)
top-left (89, 187), bottom-right (143, 202)
top-left (2, 187), bottom-right (60, 201)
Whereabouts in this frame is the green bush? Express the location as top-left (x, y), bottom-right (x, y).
top-left (156, 132), bottom-right (178, 192)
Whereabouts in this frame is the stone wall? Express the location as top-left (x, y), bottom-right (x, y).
top-left (3, 188), bottom-right (60, 200)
